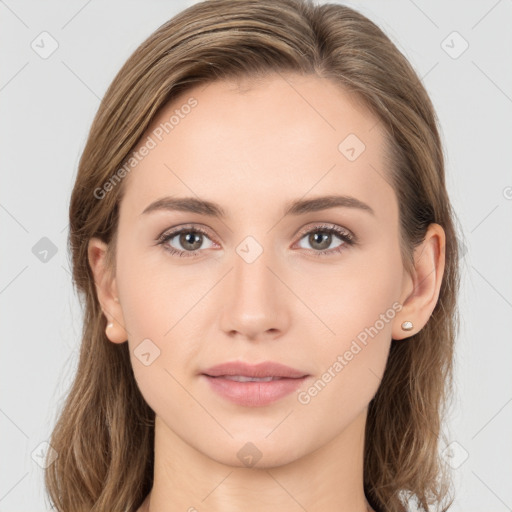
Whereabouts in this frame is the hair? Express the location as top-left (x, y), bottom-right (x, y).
top-left (45, 1), bottom-right (462, 511)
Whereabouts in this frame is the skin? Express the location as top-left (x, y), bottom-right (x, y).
top-left (88, 73), bottom-right (445, 512)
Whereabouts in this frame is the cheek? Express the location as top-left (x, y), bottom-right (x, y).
top-left (296, 243), bottom-right (402, 344)
top-left (294, 273), bottom-right (400, 438)
top-left (115, 234), bottom-right (181, 335)
top-left (296, 242), bottom-right (402, 398)
top-left (115, 241), bottom-right (205, 398)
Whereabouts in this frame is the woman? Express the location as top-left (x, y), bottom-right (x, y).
top-left (45, 0), bottom-right (461, 511)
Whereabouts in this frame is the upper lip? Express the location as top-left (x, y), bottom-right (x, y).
top-left (202, 361), bottom-right (308, 379)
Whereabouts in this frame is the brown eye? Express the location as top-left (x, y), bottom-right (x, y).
top-left (157, 223), bottom-right (355, 259)
top-left (306, 231), bottom-right (336, 251)
top-left (177, 231), bottom-right (204, 251)
top-left (295, 224), bottom-right (355, 256)
top-left (158, 226), bottom-right (215, 257)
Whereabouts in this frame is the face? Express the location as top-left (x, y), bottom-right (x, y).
top-left (100, 73), bottom-right (413, 467)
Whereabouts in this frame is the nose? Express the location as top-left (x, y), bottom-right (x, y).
top-left (219, 242), bottom-right (290, 341)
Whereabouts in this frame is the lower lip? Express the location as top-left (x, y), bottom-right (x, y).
top-left (202, 375), bottom-right (308, 407)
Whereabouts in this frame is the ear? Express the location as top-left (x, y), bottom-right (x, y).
top-left (393, 223), bottom-right (446, 340)
top-left (87, 237), bottom-right (128, 344)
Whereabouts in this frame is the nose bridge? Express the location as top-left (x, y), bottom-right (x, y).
top-left (234, 244), bottom-right (273, 301)
top-left (220, 235), bottom-right (286, 338)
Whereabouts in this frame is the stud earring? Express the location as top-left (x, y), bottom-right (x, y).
top-left (106, 322), bottom-right (114, 329)
top-left (401, 321), bottom-right (413, 331)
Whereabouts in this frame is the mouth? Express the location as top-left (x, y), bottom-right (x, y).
top-left (201, 360), bottom-right (309, 379)
top-left (200, 361), bottom-right (310, 407)
top-left (201, 374), bottom-right (309, 407)
top-left (204, 375), bottom-right (299, 382)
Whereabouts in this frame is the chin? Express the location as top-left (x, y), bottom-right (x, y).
top-left (203, 434), bottom-right (308, 470)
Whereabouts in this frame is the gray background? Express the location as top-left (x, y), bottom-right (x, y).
top-left (1, 0), bottom-right (511, 510)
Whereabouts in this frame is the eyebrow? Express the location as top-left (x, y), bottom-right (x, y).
top-left (140, 194), bottom-right (375, 218)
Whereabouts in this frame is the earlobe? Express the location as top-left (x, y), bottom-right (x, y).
top-left (393, 223), bottom-right (446, 340)
top-left (87, 237), bottom-right (128, 344)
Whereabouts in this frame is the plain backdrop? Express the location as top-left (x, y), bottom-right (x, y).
top-left (1, 1), bottom-right (511, 510)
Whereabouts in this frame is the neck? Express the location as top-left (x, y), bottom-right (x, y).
top-left (140, 408), bottom-right (372, 512)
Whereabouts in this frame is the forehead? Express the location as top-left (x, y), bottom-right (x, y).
top-left (120, 73), bottom-right (393, 219)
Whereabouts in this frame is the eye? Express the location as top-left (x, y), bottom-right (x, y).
top-left (157, 223), bottom-right (356, 258)
top-left (294, 223), bottom-right (356, 257)
top-left (157, 225), bottom-right (216, 258)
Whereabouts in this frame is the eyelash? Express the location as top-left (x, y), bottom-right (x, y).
top-left (156, 223), bottom-right (356, 258)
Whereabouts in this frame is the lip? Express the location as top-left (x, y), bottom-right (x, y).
top-left (202, 361), bottom-right (308, 379)
top-left (200, 361), bottom-right (310, 407)
top-left (201, 374), bottom-right (309, 407)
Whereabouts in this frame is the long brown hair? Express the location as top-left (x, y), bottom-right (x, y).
top-left (45, 1), bottom-right (461, 510)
